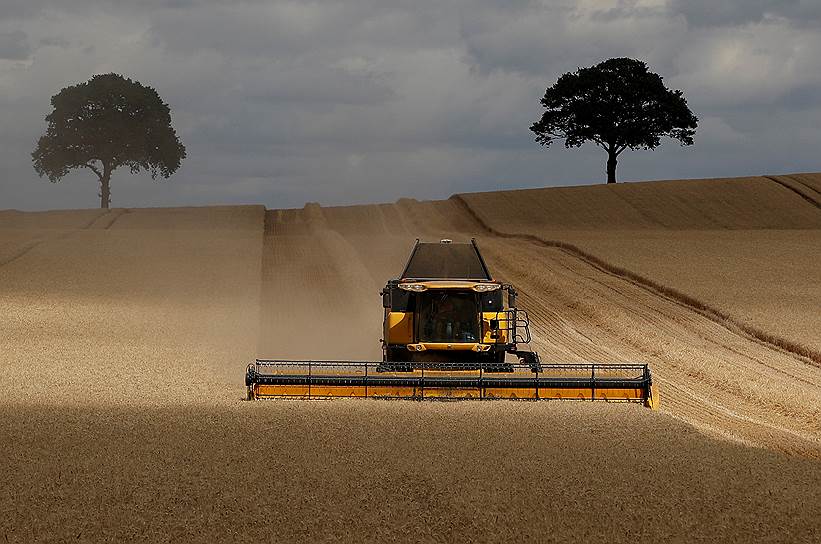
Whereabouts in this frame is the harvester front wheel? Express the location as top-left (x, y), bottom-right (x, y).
top-left (383, 347), bottom-right (408, 363)
top-left (483, 350), bottom-right (513, 373)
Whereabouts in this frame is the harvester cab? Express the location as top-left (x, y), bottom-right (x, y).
top-left (380, 239), bottom-right (540, 371)
top-left (246, 238), bottom-right (658, 408)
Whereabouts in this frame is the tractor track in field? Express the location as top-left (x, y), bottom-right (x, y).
top-left (479, 239), bottom-right (821, 458)
top-left (542, 245), bottom-right (820, 388)
top-left (0, 209), bottom-right (116, 269)
top-left (764, 175), bottom-right (821, 209)
top-left (784, 174), bottom-right (821, 197)
top-left (0, 238), bottom-right (47, 268)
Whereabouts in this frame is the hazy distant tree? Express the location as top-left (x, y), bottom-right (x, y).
top-left (32, 74), bottom-right (186, 208)
top-left (530, 58), bottom-right (698, 183)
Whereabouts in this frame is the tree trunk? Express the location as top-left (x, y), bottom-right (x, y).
top-left (606, 152), bottom-right (617, 184)
top-left (99, 165), bottom-right (111, 209)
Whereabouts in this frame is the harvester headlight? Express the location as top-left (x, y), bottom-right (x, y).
top-left (399, 283), bottom-right (427, 292)
top-left (473, 283), bottom-right (501, 292)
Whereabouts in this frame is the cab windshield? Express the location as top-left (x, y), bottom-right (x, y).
top-left (418, 291), bottom-right (479, 343)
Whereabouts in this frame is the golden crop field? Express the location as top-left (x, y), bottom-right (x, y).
top-left (1, 174), bottom-right (820, 542)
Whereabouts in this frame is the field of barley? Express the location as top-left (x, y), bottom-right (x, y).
top-left (1, 173), bottom-right (820, 542)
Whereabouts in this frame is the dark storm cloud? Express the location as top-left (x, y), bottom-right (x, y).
top-left (1, 0), bottom-right (820, 211)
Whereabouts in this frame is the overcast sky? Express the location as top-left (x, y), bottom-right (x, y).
top-left (2, 0), bottom-right (820, 211)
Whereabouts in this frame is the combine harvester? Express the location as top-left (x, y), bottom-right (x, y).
top-left (246, 239), bottom-right (658, 408)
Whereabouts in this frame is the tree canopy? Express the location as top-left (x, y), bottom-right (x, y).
top-left (32, 73), bottom-right (186, 208)
top-left (530, 58), bottom-right (698, 183)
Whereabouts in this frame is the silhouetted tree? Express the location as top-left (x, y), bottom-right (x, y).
top-left (32, 74), bottom-right (186, 208)
top-left (530, 58), bottom-right (697, 183)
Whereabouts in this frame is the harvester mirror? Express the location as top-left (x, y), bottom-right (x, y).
top-left (382, 290), bottom-right (391, 308)
top-left (508, 289), bottom-right (517, 308)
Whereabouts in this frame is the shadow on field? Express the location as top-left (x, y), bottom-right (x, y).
top-left (1, 401), bottom-right (819, 543)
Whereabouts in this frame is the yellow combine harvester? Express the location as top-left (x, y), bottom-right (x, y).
top-left (246, 239), bottom-right (658, 408)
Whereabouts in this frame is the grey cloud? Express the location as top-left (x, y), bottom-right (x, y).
top-left (670, 0), bottom-right (821, 28)
top-left (39, 37), bottom-right (70, 48)
top-left (0, 30), bottom-right (31, 60)
top-left (780, 83), bottom-right (821, 111)
top-left (459, 3), bottom-right (686, 78)
top-left (0, 1), bottom-right (49, 19)
top-left (589, 4), bottom-right (668, 22)
top-left (146, 1), bottom-right (457, 58)
top-left (241, 64), bottom-right (395, 106)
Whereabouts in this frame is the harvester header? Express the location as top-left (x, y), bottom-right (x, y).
top-left (246, 238), bottom-right (658, 408)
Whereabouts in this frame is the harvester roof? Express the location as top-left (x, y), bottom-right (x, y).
top-left (401, 239), bottom-right (492, 280)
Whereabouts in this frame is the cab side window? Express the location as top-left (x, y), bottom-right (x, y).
top-left (481, 291), bottom-right (503, 312)
top-left (391, 288), bottom-right (413, 312)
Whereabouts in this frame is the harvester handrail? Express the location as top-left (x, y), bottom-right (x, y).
top-left (490, 308), bottom-right (533, 344)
